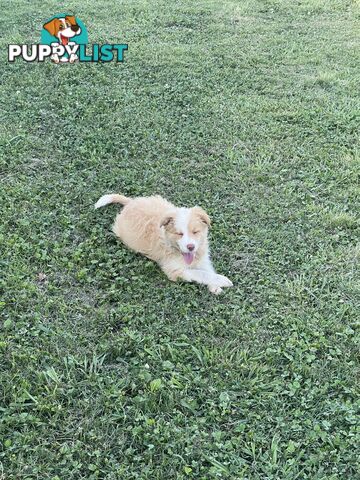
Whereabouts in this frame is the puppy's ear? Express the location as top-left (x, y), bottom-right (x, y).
top-left (65, 15), bottom-right (77, 26)
top-left (43, 18), bottom-right (60, 36)
top-left (193, 206), bottom-right (211, 227)
top-left (160, 215), bottom-right (174, 228)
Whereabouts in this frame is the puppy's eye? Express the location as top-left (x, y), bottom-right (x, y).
top-left (59, 24), bottom-right (64, 30)
top-left (192, 231), bottom-right (199, 235)
top-left (177, 232), bottom-right (183, 237)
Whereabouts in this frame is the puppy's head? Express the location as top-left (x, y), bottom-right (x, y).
top-left (161, 206), bottom-right (210, 265)
top-left (43, 16), bottom-right (81, 45)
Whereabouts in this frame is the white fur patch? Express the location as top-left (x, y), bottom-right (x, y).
top-left (174, 208), bottom-right (190, 232)
top-left (95, 194), bottom-right (114, 209)
top-left (174, 208), bottom-right (197, 253)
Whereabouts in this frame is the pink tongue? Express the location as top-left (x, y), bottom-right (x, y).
top-left (183, 252), bottom-right (194, 265)
top-left (61, 34), bottom-right (69, 46)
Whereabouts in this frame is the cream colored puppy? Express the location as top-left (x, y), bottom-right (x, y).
top-left (95, 194), bottom-right (233, 294)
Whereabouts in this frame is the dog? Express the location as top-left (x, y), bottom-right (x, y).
top-left (95, 194), bottom-right (233, 294)
top-left (43, 16), bottom-right (81, 63)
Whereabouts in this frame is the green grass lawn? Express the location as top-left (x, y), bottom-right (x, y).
top-left (1, 0), bottom-right (360, 478)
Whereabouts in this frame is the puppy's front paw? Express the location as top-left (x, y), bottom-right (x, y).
top-left (213, 274), bottom-right (233, 288)
top-left (208, 285), bottom-right (223, 295)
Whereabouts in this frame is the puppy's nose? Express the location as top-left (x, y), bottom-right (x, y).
top-left (187, 244), bottom-right (195, 251)
top-left (71, 25), bottom-right (80, 32)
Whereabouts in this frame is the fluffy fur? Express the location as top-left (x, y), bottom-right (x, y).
top-left (95, 193), bottom-right (233, 294)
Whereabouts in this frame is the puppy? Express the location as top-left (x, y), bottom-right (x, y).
top-left (95, 194), bottom-right (233, 294)
top-left (43, 16), bottom-right (81, 63)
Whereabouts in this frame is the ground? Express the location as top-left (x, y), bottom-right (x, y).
top-left (1, 0), bottom-right (359, 479)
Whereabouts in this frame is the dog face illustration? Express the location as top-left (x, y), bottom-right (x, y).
top-left (43, 16), bottom-right (81, 46)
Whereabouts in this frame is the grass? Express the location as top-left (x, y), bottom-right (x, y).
top-left (1, 0), bottom-right (360, 478)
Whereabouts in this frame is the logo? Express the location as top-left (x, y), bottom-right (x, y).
top-left (8, 13), bottom-right (128, 63)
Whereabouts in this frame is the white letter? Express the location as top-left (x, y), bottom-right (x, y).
top-left (22, 44), bottom-right (37, 62)
top-left (65, 43), bottom-right (79, 57)
top-left (8, 45), bottom-right (22, 62)
top-left (38, 45), bottom-right (52, 61)
top-left (51, 43), bottom-right (65, 57)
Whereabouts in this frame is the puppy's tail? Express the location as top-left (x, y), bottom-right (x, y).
top-left (94, 193), bottom-right (131, 209)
